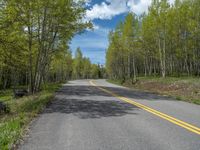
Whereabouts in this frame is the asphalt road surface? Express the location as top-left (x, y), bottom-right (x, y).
top-left (19, 79), bottom-right (200, 150)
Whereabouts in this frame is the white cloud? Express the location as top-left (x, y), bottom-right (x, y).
top-left (86, 0), bottom-right (128, 20)
top-left (73, 0), bottom-right (91, 7)
top-left (86, 0), bottom-right (175, 20)
top-left (127, 0), bottom-right (151, 15)
top-left (85, 0), bottom-right (91, 6)
top-left (87, 23), bottom-right (110, 35)
top-left (93, 24), bottom-right (100, 30)
top-left (169, 0), bottom-right (175, 5)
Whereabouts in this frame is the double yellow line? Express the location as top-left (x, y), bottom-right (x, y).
top-left (89, 80), bottom-right (200, 135)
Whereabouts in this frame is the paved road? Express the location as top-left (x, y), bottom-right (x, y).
top-left (19, 79), bottom-right (200, 150)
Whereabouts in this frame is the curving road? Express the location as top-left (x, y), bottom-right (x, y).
top-left (19, 79), bottom-right (200, 150)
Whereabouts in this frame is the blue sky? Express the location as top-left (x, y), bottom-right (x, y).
top-left (70, 0), bottom-right (174, 65)
top-left (70, 14), bottom-right (127, 64)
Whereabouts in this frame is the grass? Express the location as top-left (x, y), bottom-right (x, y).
top-left (0, 90), bottom-right (13, 102)
top-left (108, 77), bottom-right (200, 105)
top-left (0, 83), bottom-right (62, 150)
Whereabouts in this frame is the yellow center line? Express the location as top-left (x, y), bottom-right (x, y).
top-left (89, 80), bottom-right (200, 135)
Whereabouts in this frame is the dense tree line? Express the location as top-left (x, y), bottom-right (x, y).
top-left (72, 48), bottom-right (106, 80)
top-left (47, 47), bottom-right (106, 82)
top-left (106, 0), bottom-right (200, 83)
top-left (0, 0), bottom-right (96, 92)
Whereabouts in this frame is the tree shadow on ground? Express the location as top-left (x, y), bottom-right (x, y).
top-left (44, 84), bottom-right (175, 119)
top-left (44, 98), bottom-right (138, 119)
top-left (103, 86), bottom-right (174, 101)
top-left (56, 85), bottom-right (174, 101)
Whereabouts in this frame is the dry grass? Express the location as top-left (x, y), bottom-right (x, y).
top-left (109, 77), bottom-right (200, 105)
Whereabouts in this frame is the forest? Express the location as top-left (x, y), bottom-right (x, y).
top-left (106, 0), bottom-right (200, 82)
top-left (0, 1), bottom-right (107, 146)
top-left (1, 0), bottom-right (200, 149)
top-left (0, 0), bottom-right (104, 93)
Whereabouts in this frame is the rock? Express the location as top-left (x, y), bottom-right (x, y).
top-left (13, 89), bottom-right (28, 98)
top-left (0, 101), bottom-right (10, 114)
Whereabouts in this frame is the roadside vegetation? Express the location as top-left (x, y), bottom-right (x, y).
top-left (106, 0), bottom-right (200, 105)
top-left (0, 83), bottom-right (61, 149)
top-left (109, 77), bottom-right (200, 105)
top-left (0, 0), bottom-right (93, 93)
top-left (106, 0), bottom-right (200, 81)
top-left (0, 0), bottom-right (106, 149)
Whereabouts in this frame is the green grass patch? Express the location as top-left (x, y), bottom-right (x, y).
top-left (0, 90), bottom-right (13, 102)
top-left (0, 83), bottom-right (62, 149)
top-left (107, 79), bottom-right (122, 86)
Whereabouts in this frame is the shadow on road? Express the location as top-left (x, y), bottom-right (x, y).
top-left (56, 85), bottom-right (173, 101)
top-left (44, 98), bottom-right (138, 119)
top-left (104, 86), bottom-right (173, 101)
top-left (44, 84), bottom-right (174, 119)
